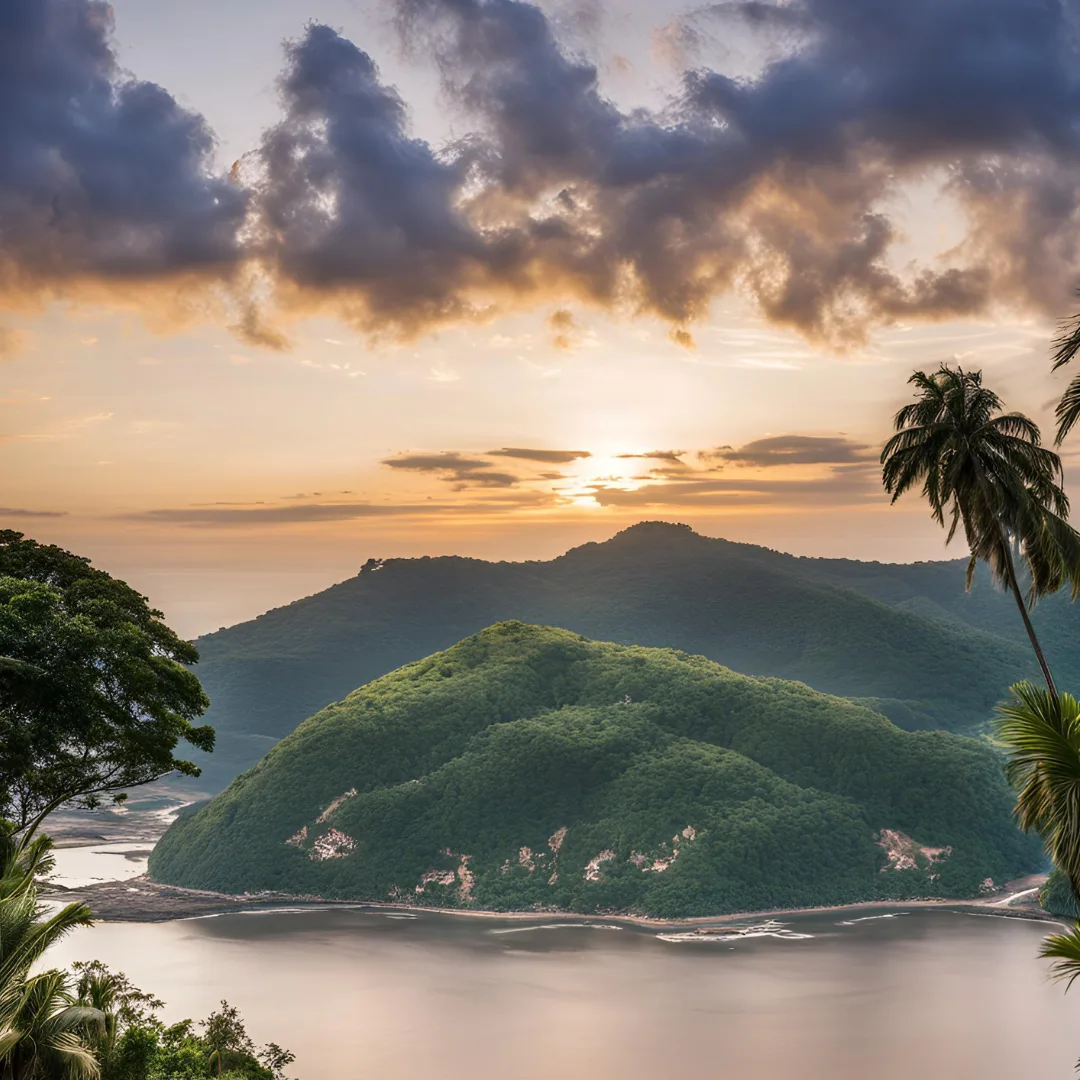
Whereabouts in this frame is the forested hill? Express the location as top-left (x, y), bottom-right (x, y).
top-left (149, 624), bottom-right (1042, 916)
top-left (187, 521), bottom-right (1077, 791)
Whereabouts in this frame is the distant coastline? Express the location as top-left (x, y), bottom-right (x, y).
top-left (46, 873), bottom-right (1055, 928)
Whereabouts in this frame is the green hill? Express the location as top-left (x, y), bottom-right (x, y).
top-left (150, 624), bottom-right (1041, 917)
top-left (186, 522), bottom-right (1077, 791)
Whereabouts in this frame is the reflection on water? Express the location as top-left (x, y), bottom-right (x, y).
top-left (43, 907), bottom-right (1080, 1080)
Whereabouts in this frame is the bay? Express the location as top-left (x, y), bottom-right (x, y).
top-left (43, 905), bottom-right (1080, 1079)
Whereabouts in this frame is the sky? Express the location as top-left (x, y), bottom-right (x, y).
top-left (4, 0), bottom-right (1080, 638)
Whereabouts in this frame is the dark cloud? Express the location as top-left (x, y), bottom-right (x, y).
top-left (381, 0), bottom-right (1032, 341)
top-left (487, 447), bottom-right (591, 463)
top-left (381, 450), bottom-right (522, 487)
top-left (0, 0), bottom-right (244, 302)
top-left (0, 507), bottom-right (69, 519)
top-left (382, 452), bottom-right (492, 473)
top-left (253, 23), bottom-right (486, 334)
top-left (7, 0), bottom-right (1080, 344)
top-left (710, 434), bottom-right (873, 466)
top-left (452, 471), bottom-right (520, 488)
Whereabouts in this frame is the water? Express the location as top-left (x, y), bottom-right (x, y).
top-left (47, 843), bottom-right (151, 889)
top-left (43, 905), bottom-right (1080, 1080)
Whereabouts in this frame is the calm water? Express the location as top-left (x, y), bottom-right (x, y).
top-left (48, 843), bottom-right (151, 888)
top-left (43, 905), bottom-right (1080, 1079)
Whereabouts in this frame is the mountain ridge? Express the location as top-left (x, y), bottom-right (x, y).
top-left (185, 521), bottom-right (1078, 792)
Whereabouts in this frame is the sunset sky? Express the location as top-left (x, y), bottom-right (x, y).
top-left (5, 0), bottom-right (1080, 637)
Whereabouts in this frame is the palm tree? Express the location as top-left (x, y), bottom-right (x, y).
top-left (0, 844), bottom-right (101, 1080)
top-left (1049, 311), bottom-right (1080, 444)
top-left (881, 365), bottom-right (1080, 694)
top-left (0, 824), bottom-right (56, 902)
top-left (73, 961), bottom-right (162, 1072)
top-left (0, 969), bottom-right (102, 1080)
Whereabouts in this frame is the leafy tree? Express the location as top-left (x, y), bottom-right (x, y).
top-left (0, 532), bottom-right (213, 840)
top-left (257, 1044), bottom-right (296, 1080)
top-left (73, 961), bottom-right (163, 1073)
top-left (881, 365), bottom-right (1080, 693)
top-left (202, 1002), bottom-right (255, 1078)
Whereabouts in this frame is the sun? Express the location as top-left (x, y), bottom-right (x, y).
top-left (557, 452), bottom-right (652, 507)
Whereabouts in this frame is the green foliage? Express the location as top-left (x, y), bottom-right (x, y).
top-left (0, 828), bottom-right (100, 1079)
top-left (882, 365), bottom-right (1080, 608)
top-left (98, 1004), bottom-right (287, 1080)
top-left (61, 963), bottom-right (294, 1080)
top-left (1049, 306), bottom-right (1080, 444)
top-left (0, 532), bottom-right (214, 832)
top-left (185, 521), bottom-right (1080, 792)
top-left (151, 623), bottom-right (1042, 917)
top-left (995, 682), bottom-right (1080, 898)
top-left (1040, 869), bottom-right (1080, 917)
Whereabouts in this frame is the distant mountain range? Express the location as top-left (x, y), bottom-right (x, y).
top-left (185, 521), bottom-right (1080, 792)
top-left (150, 624), bottom-right (1041, 914)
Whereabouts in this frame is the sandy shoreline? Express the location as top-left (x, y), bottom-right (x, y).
top-left (45, 873), bottom-right (1056, 928)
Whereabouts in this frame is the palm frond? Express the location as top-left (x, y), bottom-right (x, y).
top-left (1057, 374), bottom-right (1080, 444)
top-left (1041, 924), bottom-right (1080, 992)
top-left (996, 684), bottom-right (1080, 893)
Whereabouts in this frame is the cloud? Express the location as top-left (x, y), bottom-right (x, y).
top-left (617, 450), bottom-right (685, 464)
top-left (709, 434), bottom-right (874, 467)
top-left (121, 503), bottom-right (439, 525)
top-left (8, 0), bottom-right (1080, 346)
top-left (0, 0), bottom-right (244, 306)
top-left (382, 452), bottom-right (492, 473)
top-left (381, 450), bottom-right (522, 488)
top-left (487, 447), bottom-right (592, 464)
top-left (591, 467), bottom-right (879, 508)
top-left (253, 23), bottom-right (484, 336)
top-left (229, 304), bottom-right (291, 351)
top-left (0, 327), bottom-right (23, 360)
top-left (119, 491), bottom-right (556, 526)
top-left (548, 308), bottom-right (575, 349)
top-left (0, 507), bottom-right (69, 519)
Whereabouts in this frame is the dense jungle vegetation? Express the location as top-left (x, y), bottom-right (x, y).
top-left (187, 521), bottom-right (1079, 791)
top-left (151, 623), bottom-right (1041, 916)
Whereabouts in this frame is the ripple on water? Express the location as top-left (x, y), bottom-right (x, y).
top-left (836, 912), bottom-right (910, 926)
top-left (489, 923), bottom-right (625, 935)
top-left (656, 919), bottom-right (813, 943)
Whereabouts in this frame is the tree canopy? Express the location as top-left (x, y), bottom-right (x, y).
top-left (150, 622), bottom-right (1041, 917)
top-left (0, 531), bottom-right (213, 836)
